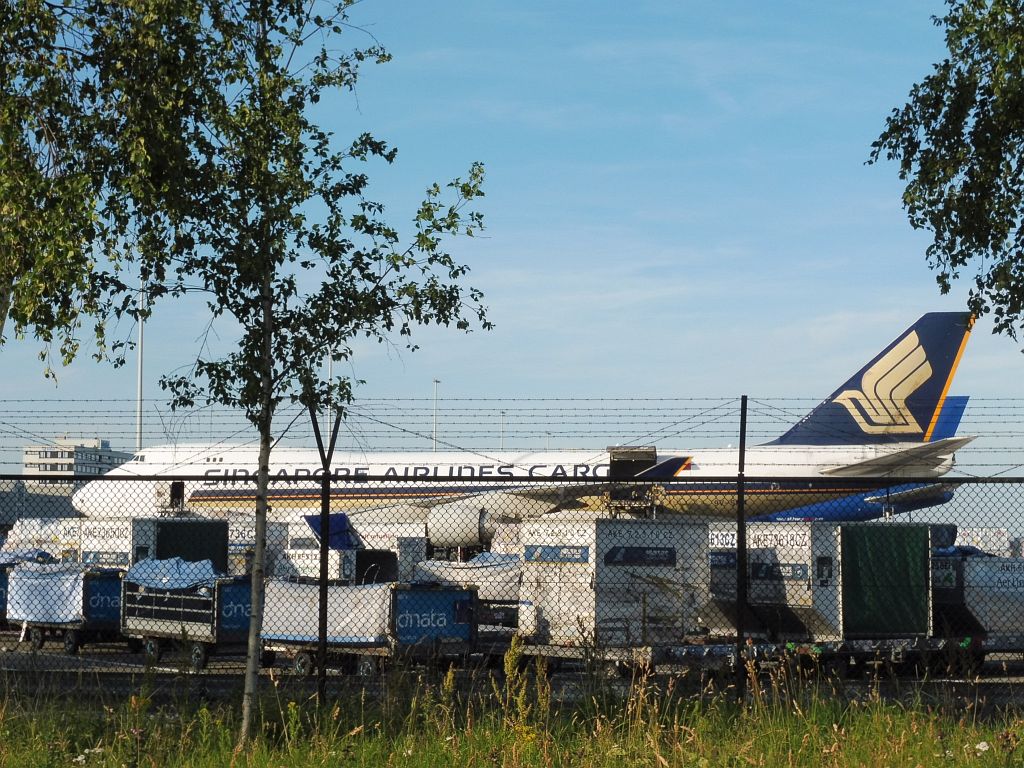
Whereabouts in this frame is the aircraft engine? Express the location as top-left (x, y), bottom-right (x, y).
top-left (426, 499), bottom-right (498, 548)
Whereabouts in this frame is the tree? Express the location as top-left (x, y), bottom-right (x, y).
top-left (870, 0), bottom-right (1024, 338)
top-left (1, 1), bottom-right (105, 368)
top-left (6, 0), bottom-right (489, 744)
top-left (2, 0), bottom-right (228, 370)
top-left (137, 2), bottom-right (488, 744)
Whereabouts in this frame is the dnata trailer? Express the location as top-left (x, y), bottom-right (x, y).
top-left (120, 558), bottom-right (251, 672)
top-left (7, 563), bottom-right (123, 653)
top-left (261, 579), bottom-right (478, 676)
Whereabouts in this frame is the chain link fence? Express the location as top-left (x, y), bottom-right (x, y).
top-left (1, 473), bottom-right (1023, 684)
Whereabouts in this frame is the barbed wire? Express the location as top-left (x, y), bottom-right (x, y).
top-left (1, 397), bottom-right (1022, 477)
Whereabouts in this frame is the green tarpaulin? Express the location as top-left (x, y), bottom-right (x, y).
top-left (841, 525), bottom-right (929, 638)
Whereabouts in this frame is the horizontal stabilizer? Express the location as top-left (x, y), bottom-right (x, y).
top-left (863, 483), bottom-right (955, 506)
top-left (820, 436), bottom-right (975, 478)
top-left (635, 456), bottom-right (693, 481)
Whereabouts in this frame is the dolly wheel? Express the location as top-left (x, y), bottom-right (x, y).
top-left (355, 655), bottom-right (380, 678)
top-left (143, 637), bottom-right (162, 663)
top-left (63, 629), bottom-right (80, 655)
top-left (28, 627), bottom-right (45, 650)
top-left (293, 651), bottom-right (315, 677)
top-left (189, 642), bottom-right (208, 673)
top-left (259, 649), bottom-right (277, 668)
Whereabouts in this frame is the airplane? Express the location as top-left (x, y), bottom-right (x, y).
top-left (70, 311), bottom-right (975, 549)
top-left (749, 395), bottom-right (968, 522)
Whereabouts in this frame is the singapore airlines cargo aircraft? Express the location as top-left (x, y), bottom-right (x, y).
top-left (72, 312), bottom-right (974, 548)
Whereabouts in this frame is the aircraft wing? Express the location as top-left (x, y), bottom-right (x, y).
top-left (360, 483), bottom-right (600, 510)
top-left (820, 436), bottom-right (975, 478)
top-left (342, 485), bottom-right (600, 524)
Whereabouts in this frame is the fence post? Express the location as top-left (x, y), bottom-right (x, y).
top-left (735, 395), bottom-right (748, 704)
top-left (309, 405), bottom-right (342, 703)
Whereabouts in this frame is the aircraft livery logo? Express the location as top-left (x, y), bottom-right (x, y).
top-left (833, 331), bottom-right (932, 435)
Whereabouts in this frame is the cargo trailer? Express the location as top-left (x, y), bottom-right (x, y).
top-left (261, 579), bottom-right (478, 676)
top-left (120, 558), bottom-right (251, 672)
top-left (7, 563), bottom-right (123, 653)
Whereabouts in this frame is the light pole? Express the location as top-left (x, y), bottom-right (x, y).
top-left (432, 379), bottom-right (441, 451)
top-left (135, 284), bottom-right (145, 453)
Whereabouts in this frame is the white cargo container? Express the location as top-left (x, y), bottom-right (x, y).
top-left (963, 557), bottom-right (1024, 647)
top-left (517, 517), bottom-right (708, 648)
top-left (274, 548), bottom-right (351, 580)
top-left (414, 552), bottom-right (522, 628)
top-left (1, 519), bottom-right (81, 560)
top-left (414, 552), bottom-right (521, 603)
top-left (733, 522), bottom-right (933, 643)
top-left (281, 520), bottom-right (428, 582)
top-left (79, 519), bottom-right (133, 566)
top-left (955, 527), bottom-right (1011, 557)
top-left (933, 555), bottom-right (1024, 651)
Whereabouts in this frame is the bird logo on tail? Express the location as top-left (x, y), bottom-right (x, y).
top-left (833, 331), bottom-right (932, 435)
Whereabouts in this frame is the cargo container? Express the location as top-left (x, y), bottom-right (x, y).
top-left (517, 517), bottom-right (709, 652)
top-left (414, 551), bottom-right (522, 627)
top-left (261, 579), bottom-right (477, 676)
top-left (130, 518), bottom-right (230, 572)
top-left (933, 554), bottom-right (1024, 652)
top-left (739, 522), bottom-right (934, 643)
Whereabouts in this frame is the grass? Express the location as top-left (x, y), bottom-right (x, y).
top-left (0, 644), bottom-right (1022, 767)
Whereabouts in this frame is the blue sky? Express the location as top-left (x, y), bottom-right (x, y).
top-left (1, 1), bottom-right (1021, 461)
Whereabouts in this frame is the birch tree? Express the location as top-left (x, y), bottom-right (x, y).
top-left (4, 0), bottom-right (489, 744)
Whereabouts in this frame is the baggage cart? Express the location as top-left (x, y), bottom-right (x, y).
top-left (120, 558), bottom-right (251, 672)
top-left (260, 579), bottom-right (477, 676)
top-left (7, 563), bottom-right (123, 653)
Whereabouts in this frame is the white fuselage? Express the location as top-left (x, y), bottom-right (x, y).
top-left (70, 441), bottom-right (954, 519)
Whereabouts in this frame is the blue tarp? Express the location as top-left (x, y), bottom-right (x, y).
top-left (933, 545), bottom-right (995, 558)
top-left (124, 558), bottom-right (219, 590)
top-left (303, 513), bottom-right (357, 550)
top-left (0, 549), bottom-right (56, 566)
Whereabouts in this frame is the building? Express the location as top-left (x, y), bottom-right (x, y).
top-left (22, 438), bottom-right (132, 486)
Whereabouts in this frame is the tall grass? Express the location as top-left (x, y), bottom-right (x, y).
top-left (0, 647), bottom-right (1020, 767)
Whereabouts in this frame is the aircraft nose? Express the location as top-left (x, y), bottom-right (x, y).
top-left (71, 481), bottom-right (99, 515)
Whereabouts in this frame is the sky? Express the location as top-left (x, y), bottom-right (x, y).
top-left (2, 1), bottom-right (1023, 468)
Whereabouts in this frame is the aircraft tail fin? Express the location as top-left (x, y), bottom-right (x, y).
top-left (768, 312), bottom-right (973, 446)
top-left (927, 394), bottom-right (969, 442)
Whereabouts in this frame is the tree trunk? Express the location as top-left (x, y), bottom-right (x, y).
top-left (237, 0), bottom-right (274, 747)
top-left (237, 275), bottom-right (274, 746)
